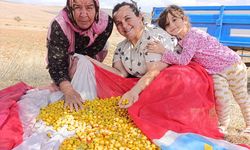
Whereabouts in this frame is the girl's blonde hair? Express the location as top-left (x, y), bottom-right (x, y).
top-left (158, 5), bottom-right (191, 30)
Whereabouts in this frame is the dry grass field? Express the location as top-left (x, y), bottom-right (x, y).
top-left (0, 0), bottom-right (249, 145)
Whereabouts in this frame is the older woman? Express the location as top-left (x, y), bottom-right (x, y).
top-left (46, 0), bottom-right (113, 111)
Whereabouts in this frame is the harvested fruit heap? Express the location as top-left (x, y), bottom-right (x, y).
top-left (37, 96), bottom-right (159, 150)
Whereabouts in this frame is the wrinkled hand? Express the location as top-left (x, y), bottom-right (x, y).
top-left (63, 88), bottom-right (83, 112)
top-left (118, 90), bottom-right (139, 108)
top-left (146, 40), bottom-right (166, 54)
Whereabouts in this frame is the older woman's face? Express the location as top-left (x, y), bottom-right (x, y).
top-left (113, 5), bottom-right (143, 45)
top-left (72, 0), bottom-right (96, 30)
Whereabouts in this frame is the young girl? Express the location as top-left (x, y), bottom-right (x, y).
top-left (147, 5), bottom-right (250, 133)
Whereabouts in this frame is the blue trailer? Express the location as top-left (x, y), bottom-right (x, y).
top-left (151, 6), bottom-right (250, 66)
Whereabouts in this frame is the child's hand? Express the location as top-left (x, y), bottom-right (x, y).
top-left (146, 40), bottom-right (166, 55)
top-left (118, 90), bottom-right (139, 108)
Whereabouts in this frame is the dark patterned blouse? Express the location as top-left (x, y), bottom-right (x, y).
top-left (47, 16), bottom-right (113, 85)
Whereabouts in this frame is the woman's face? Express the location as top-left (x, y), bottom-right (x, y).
top-left (113, 5), bottom-right (144, 45)
top-left (72, 0), bottom-right (96, 30)
top-left (165, 12), bottom-right (187, 38)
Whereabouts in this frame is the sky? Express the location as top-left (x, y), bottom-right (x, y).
top-left (3, 0), bottom-right (250, 12)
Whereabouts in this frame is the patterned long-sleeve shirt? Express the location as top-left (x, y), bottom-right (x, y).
top-left (47, 16), bottom-right (113, 85)
top-left (162, 27), bottom-right (241, 74)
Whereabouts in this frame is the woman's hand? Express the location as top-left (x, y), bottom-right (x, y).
top-left (118, 61), bottom-right (168, 109)
top-left (118, 90), bottom-right (139, 108)
top-left (60, 81), bottom-right (83, 111)
top-left (146, 40), bottom-right (166, 55)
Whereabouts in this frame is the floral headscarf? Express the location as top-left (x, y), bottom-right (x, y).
top-left (51, 0), bottom-right (109, 49)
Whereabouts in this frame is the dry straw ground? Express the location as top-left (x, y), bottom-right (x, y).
top-left (0, 1), bottom-right (249, 145)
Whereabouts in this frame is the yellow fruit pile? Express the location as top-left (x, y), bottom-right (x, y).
top-left (37, 96), bottom-right (159, 150)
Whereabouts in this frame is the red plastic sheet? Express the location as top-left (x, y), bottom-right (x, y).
top-left (94, 62), bottom-right (223, 139)
top-left (94, 64), bottom-right (139, 99)
top-left (0, 82), bottom-right (32, 150)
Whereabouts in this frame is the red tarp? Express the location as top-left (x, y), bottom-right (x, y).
top-left (0, 82), bottom-right (31, 150)
top-left (95, 62), bottom-right (223, 139)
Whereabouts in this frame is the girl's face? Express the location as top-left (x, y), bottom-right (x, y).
top-left (165, 12), bottom-right (188, 38)
top-left (72, 0), bottom-right (96, 30)
top-left (113, 5), bottom-right (144, 45)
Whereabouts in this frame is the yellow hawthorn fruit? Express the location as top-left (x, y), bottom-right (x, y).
top-left (36, 97), bottom-right (159, 150)
top-left (121, 99), bottom-right (129, 105)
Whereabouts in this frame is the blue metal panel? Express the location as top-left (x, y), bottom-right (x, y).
top-left (223, 15), bottom-right (250, 24)
top-left (220, 24), bottom-right (250, 47)
top-left (189, 15), bottom-right (219, 23)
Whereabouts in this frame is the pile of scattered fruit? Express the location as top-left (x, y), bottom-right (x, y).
top-left (37, 96), bottom-right (159, 150)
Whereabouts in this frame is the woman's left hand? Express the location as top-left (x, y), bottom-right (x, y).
top-left (146, 40), bottom-right (166, 54)
top-left (118, 90), bottom-right (139, 108)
